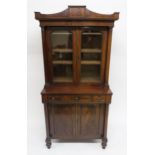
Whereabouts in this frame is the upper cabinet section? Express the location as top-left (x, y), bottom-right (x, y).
top-left (35, 6), bottom-right (119, 27)
top-left (35, 6), bottom-right (119, 86)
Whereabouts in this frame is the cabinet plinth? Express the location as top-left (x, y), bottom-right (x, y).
top-left (35, 5), bottom-right (119, 148)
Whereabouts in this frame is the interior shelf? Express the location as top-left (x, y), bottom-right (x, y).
top-left (82, 32), bottom-right (102, 35)
top-left (81, 61), bottom-right (101, 65)
top-left (53, 49), bottom-right (73, 53)
top-left (53, 60), bottom-right (73, 65)
top-left (81, 49), bottom-right (101, 53)
top-left (52, 32), bottom-right (72, 35)
top-left (80, 77), bottom-right (100, 83)
top-left (53, 77), bottom-right (73, 82)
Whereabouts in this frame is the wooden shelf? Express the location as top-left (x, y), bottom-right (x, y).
top-left (81, 49), bottom-right (101, 53)
top-left (52, 32), bottom-right (72, 35)
top-left (81, 60), bottom-right (101, 65)
top-left (82, 32), bottom-right (102, 35)
top-left (53, 60), bottom-right (73, 65)
top-left (53, 77), bottom-right (73, 82)
top-left (53, 49), bottom-right (73, 53)
top-left (80, 77), bottom-right (101, 83)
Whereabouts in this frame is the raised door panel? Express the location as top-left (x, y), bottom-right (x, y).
top-left (78, 104), bottom-right (100, 138)
top-left (51, 104), bottom-right (75, 139)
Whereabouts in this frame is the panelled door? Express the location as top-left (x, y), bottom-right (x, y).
top-left (49, 103), bottom-right (103, 139)
top-left (76, 103), bottom-right (101, 138)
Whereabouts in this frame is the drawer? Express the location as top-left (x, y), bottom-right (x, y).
top-left (50, 95), bottom-right (92, 103)
top-left (79, 96), bottom-right (92, 103)
top-left (49, 95), bottom-right (79, 103)
top-left (42, 94), bottom-right (107, 104)
top-left (92, 95), bottom-right (105, 102)
top-left (50, 95), bottom-right (105, 103)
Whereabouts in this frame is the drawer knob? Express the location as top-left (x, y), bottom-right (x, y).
top-left (74, 97), bottom-right (79, 100)
top-left (51, 97), bottom-right (55, 100)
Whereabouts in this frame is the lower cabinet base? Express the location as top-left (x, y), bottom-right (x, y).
top-left (45, 137), bottom-right (108, 149)
top-left (43, 101), bottom-right (110, 149)
top-left (41, 82), bottom-right (112, 149)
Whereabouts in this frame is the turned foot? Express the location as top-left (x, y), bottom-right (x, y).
top-left (102, 138), bottom-right (107, 149)
top-left (45, 137), bottom-right (51, 149)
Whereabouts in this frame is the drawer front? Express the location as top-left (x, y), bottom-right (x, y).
top-left (79, 96), bottom-right (92, 103)
top-left (50, 95), bottom-right (105, 103)
top-left (49, 95), bottom-right (78, 103)
top-left (42, 94), bottom-right (110, 104)
top-left (92, 95), bottom-right (105, 102)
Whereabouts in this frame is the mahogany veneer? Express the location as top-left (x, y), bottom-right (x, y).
top-left (35, 5), bottom-right (119, 149)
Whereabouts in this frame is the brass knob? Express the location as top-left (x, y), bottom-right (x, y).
top-left (74, 97), bottom-right (79, 100)
top-left (51, 97), bottom-right (55, 100)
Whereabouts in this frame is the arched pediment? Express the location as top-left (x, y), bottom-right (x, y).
top-left (35, 6), bottom-right (119, 21)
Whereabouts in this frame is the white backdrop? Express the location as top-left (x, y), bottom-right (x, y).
top-left (28, 1), bottom-right (126, 155)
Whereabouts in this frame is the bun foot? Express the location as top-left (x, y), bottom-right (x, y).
top-left (45, 137), bottom-right (51, 149)
top-left (102, 138), bottom-right (107, 149)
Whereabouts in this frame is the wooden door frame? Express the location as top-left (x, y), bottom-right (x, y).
top-left (76, 27), bottom-right (108, 85)
top-left (45, 27), bottom-right (77, 84)
top-left (44, 26), bottom-right (109, 86)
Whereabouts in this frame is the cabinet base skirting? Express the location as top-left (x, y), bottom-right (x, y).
top-left (43, 92), bottom-right (111, 149)
top-left (45, 138), bottom-right (108, 149)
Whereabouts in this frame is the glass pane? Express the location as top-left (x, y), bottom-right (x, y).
top-left (82, 30), bottom-right (102, 49)
top-left (81, 29), bottom-right (102, 83)
top-left (52, 31), bottom-right (72, 49)
top-left (51, 31), bottom-right (73, 83)
top-left (81, 65), bottom-right (101, 82)
top-left (53, 52), bottom-right (72, 61)
top-left (81, 53), bottom-right (101, 61)
top-left (53, 65), bottom-right (72, 82)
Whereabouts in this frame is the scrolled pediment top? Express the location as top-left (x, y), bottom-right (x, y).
top-left (35, 6), bottom-right (119, 21)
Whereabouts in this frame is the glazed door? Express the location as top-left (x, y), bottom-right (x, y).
top-left (46, 27), bottom-right (76, 83)
top-left (77, 27), bottom-right (108, 84)
top-left (46, 27), bottom-right (107, 84)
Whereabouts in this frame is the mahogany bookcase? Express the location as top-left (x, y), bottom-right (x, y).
top-left (35, 5), bottom-right (119, 149)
